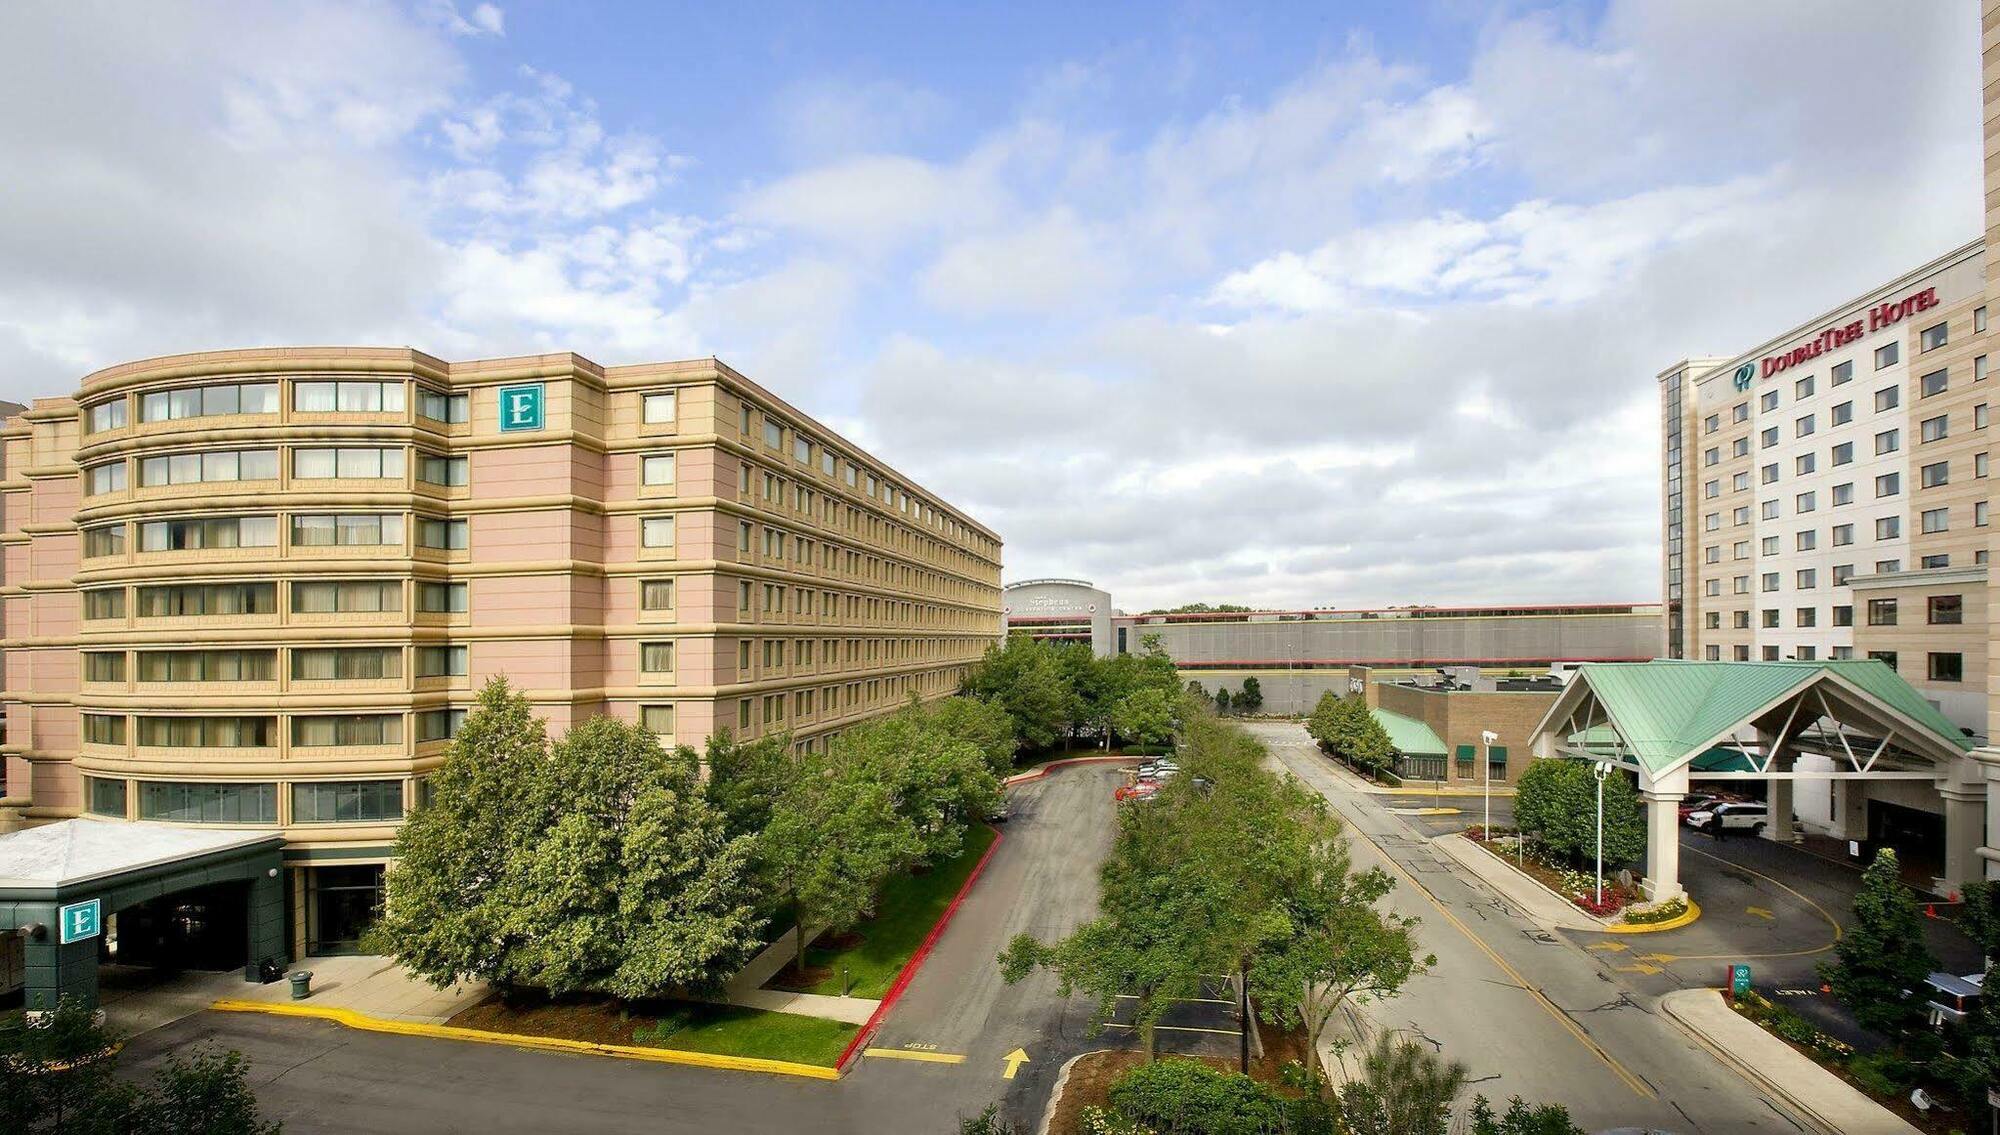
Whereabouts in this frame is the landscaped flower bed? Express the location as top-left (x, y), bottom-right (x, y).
top-left (1468, 831), bottom-right (1640, 917)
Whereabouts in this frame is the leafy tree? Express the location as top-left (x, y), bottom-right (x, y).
top-left (1335, 1034), bottom-right (1467, 1135)
top-left (1306, 690), bottom-right (1342, 750)
top-left (926, 695), bottom-right (1019, 777)
top-left (126, 1047), bottom-right (283, 1135)
top-left (1235, 676), bottom-right (1264, 714)
top-left (1338, 699), bottom-right (1397, 775)
top-left (1112, 687), bottom-right (1177, 749)
top-left (1942, 880), bottom-right (1999, 1098)
top-left (1819, 848), bottom-right (1939, 1036)
top-left (1215, 687), bottom-right (1232, 714)
top-left (376, 677), bottom-right (554, 990)
top-left (703, 730), bottom-right (797, 842)
top-left (836, 701), bottom-right (999, 865)
top-left (963, 635), bottom-right (1078, 751)
top-left (1511, 759), bottom-right (1645, 867)
top-left (1467, 1096), bottom-right (1587, 1135)
top-left (761, 751), bottom-right (921, 976)
top-left (1186, 680), bottom-right (1208, 701)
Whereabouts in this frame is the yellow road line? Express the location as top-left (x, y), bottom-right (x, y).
top-left (1324, 802), bottom-right (1657, 1100)
top-left (209, 999), bottom-right (840, 1081)
top-left (1659, 845), bottom-right (1845, 961)
top-left (862, 1047), bottom-right (967, 1064)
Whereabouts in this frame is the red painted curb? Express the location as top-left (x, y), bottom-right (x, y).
top-left (834, 825), bottom-right (1006, 1073)
top-left (1001, 754), bottom-right (1141, 787)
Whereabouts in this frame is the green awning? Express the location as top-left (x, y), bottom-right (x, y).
top-left (1373, 708), bottom-right (1447, 757)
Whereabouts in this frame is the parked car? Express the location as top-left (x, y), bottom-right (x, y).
top-left (1923, 970), bottom-right (1985, 1028)
top-left (1678, 792), bottom-right (1744, 823)
top-left (986, 799), bottom-right (1011, 824)
top-left (1685, 801), bottom-right (1768, 833)
top-left (1114, 782), bottom-right (1160, 803)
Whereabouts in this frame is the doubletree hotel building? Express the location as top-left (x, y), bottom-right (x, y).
top-left (1659, 239), bottom-right (1993, 737)
top-left (0, 347), bottom-right (1002, 960)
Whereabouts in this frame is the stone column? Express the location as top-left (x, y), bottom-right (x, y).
top-left (244, 866), bottom-right (287, 981)
top-left (1762, 776), bottom-right (1798, 843)
top-left (1939, 789), bottom-right (1987, 897)
top-left (18, 901), bottom-right (98, 1012)
top-left (1640, 791), bottom-right (1686, 901)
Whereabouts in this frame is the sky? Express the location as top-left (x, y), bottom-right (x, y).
top-left (0, 1), bottom-right (1984, 611)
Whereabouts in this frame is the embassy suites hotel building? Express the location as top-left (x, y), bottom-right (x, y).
top-left (0, 347), bottom-right (1001, 960)
top-left (1660, 239), bottom-right (1994, 736)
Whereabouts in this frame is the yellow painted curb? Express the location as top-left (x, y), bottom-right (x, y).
top-left (1376, 787), bottom-right (1517, 798)
top-left (1605, 900), bottom-right (1703, 934)
top-left (209, 999), bottom-right (841, 1081)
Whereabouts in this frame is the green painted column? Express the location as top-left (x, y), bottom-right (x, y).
top-left (244, 869), bottom-right (287, 981)
top-left (18, 902), bottom-right (98, 1011)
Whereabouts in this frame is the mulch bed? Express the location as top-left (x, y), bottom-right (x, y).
top-left (1048, 1018), bottom-right (1310, 1135)
top-left (450, 991), bottom-right (654, 1046)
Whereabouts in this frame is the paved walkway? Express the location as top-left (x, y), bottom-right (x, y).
top-left (1430, 833), bottom-right (1606, 932)
top-left (721, 928), bottom-right (881, 1025)
top-left (1659, 989), bottom-right (1919, 1135)
top-left (99, 955), bottom-right (487, 1036)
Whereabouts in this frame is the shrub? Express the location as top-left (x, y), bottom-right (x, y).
top-left (1845, 1050), bottom-right (1917, 1098)
top-left (1107, 1060), bottom-right (1290, 1135)
top-left (1620, 898), bottom-right (1688, 925)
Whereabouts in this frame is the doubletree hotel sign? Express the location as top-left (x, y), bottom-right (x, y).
top-left (1756, 286), bottom-right (1939, 381)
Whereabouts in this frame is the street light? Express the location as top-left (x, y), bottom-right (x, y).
top-left (1593, 760), bottom-right (1614, 906)
top-left (1480, 730), bottom-right (1499, 838)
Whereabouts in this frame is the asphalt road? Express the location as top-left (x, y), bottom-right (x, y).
top-left (1248, 722), bottom-right (1810, 1135)
top-left (117, 761), bottom-right (1134, 1135)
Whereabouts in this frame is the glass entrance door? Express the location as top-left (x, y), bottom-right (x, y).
top-left (306, 865), bottom-right (385, 956)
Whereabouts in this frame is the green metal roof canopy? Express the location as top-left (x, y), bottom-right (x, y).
top-left (1531, 659), bottom-right (1971, 781)
top-left (1372, 707), bottom-right (1448, 756)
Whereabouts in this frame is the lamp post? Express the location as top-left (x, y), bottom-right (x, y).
top-left (1480, 730), bottom-right (1499, 838)
top-left (1593, 760), bottom-right (1613, 906)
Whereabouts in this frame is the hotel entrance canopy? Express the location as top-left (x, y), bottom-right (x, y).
top-left (1526, 660), bottom-right (1975, 899)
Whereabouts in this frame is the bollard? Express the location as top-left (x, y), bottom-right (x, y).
top-left (289, 971), bottom-right (313, 1000)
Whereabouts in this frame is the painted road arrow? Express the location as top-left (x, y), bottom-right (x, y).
top-left (1002, 1048), bottom-right (1030, 1080)
top-left (1586, 941), bottom-right (1629, 953)
top-left (1613, 963), bottom-right (1664, 975)
top-left (1635, 952), bottom-right (1680, 964)
top-left (1746, 906), bottom-right (1775, 920)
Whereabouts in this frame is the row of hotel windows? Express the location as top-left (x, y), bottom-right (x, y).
top-left (1706, 451), bottom-right (1989, 502)
top-left (84, 447), bottom-right (474, 495)
top-left (736, 635), bottom-right (979, 673)
top-left (733, 670), bottom-right (957, 734)
top-left (1702, 482), bottom-right (1988, 535)
top-left (1703, 594), bottom-right (1962, 630)
top-left (1698, 642), bottom-right (1964, 679)
top-left (82, 712), bottom-right (452, 747)
top-left (82, 646), bottom-right (469, 683)
top-left (82, 580), bottom-right (469, 618)
top-left (81, 514), bottom-right (470, 555)
top-left (86, 777), bottom-right (402, 825)
top-left (738, 459), bottom-right (996, 597)
top-left (734, 577), bottom-right (992, 632)
top-left (1703, 502), bottom-right (1989, 563)
top-left (1703, 404), bottom-right (1984, 478)
top-left (736, 517), bottom-right (991, 608)
top-left (1700, 547), bottom-right (1987, 597)
top-left (1699, 313), bottom-right (1975, 437)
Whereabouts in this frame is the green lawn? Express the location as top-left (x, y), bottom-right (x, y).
top-left (631, 1002), bottom-right (858, 1066)
top-left (800, 824), bottom-right (1000, 999)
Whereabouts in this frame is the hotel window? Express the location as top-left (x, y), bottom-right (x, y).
top-left (1979, 404), bottom-right (1991, 430)
top-left (292, 580), bottom-right (399, 613)
top-left (1832, 482), bottom-right (1853, 505)
top-left (1830, 401), bottom-right (1852, 425)
top-left (641, 705), bottom-right (676, 737)
top-left (1704, 545), bottom-right (1721, 563)
top-left (1831, 441), bottom-right (1854, 465)
top-left (1874, 472), bottom-right (1899, 497)
top-left (1920, 414), bottom-right (1948, 443)
top-left (138, 649), bottom-right (276, 682)
top-left (763, 420), bottom-right (783, 449)
top-left (1834, 564), bottom-right (1855, 585)
top-left (139, 382), bottom-right (279, 422)
top-left (1920, 369), bottom-right (1948, 397)
top-left (1868, 650), bottom-right (1899, 671)
top-left (88, 777), bottom-right (127, 817)
top-left (821, 449), bottom-right (837, 476)
top-left (417, 386), bottom-right (469, 423)
top-left (1875, 429), bottom-right (1899, 455)
top-left (1761, 572), bottom-right (1779, 592)
top-left (293, 781), bottom-right (404, 824)
top-left (1732, 471), bottom-right (1749, 492)
top-left (418, 581), bottom-right (468, 612)
top-left (1913, 462), bottom-right (1950, 493)
top-left (1761, 608), bottom-right (1779, 627)
top-left (82, 525), bottom-right (125, 557)
top-left (1875, 342), bottom-right (1899, 368)
top-left (1794, 491), bottom-right (1815, 512)
top-left (1760, 463), bottom-right (1778, 484)
top-left (1922, 553), bottom-right (1950, 569)
top-left (140, 515), bottom-right (278, 551)
top-left (293, 647), bottom-right (400, 680)
top-left (642, 454), bottom-right (677, 485)
top-left (293, 380), bottom-right (406, 413)
top-left (1978, 306), bottom-right (1989, 333)
top-left (1796, 607), bottom-right (1816, 627)
top-left (638, 580), bottom-right (676, 611)
top-left (1875, 386), bottom-right (1900, 412)
top-left (1928, 594), bottom-right (1963, 625)
top-left (1920, 507), bottom-right (1948, 534)
top-left (85, 399), bottom-right (128, 433)
top-left (1876, 558), bottom-right (1901, 573)
top-left (1733, 540), bottom-right (1750, 560)
top-left (1704, 612), bottom-right (1720, 630)
top-left (1759, 500), bottom-right (1779, 520)
top-left (1978, 500), bottom-right (1990, 527)
top-left (1832, 523), bottom-right (1854, 546)
top-left (1979, 356), bottom-right (1991, 382)
top-left (1875, 516), bottom-right (1900, 539)
top-left (83, 652), bottom-right (125, 682)
top-left (793, 436), bottom-right (811, 464)
top-left (140, 449), bottom-right (278, 486)
top-left (1731, 436), bottom-right (1749, 457)
top-left (1794, 414), bottom-right (1814, 438)
top-left (137, 716), bottom-right (275, 747)
top-left (642, 391), bottom-right (677, 424)
top-left (417, 453), bottom-right (468, 486)
top-left (293, 447), bottom-right (404, 480)
top-left (642, 516), bottom-right (675, 548)
top-left (417, 517), bottom-right (469, 550)
top-left (1867, 598), bottom-right (1898, 625)
top-left (1929, 652), bottom-right (1964, 682)
top-left (1795, 646), bottom-right (1816, 661)
top-left (640, 643), bottom-right (675, 673)
top-left (1796, 568), bottom-right (1817, 589)
top-left (1703, 447), bottom-right (1719, 467)
top-left (292, 714), bottom-right (401, 747)
top-left (1760, 426), bottom-right (1777, 448)
top-left (1795, 453), bottom-right (1815, 476)
top-left (1736, 645), bottom-right (1752, 661)
top-left (1795, 530), bottom-right (1816, 551)
top-left (1920, 321), bottom-right (1948, 351)
top-left (84, 713), bottom-right (126, 745)
top-left (417, 708), bottom-right (467, 742)
top-left (84, 462), bottom-right (126, 495)
top-left (1760, 391), bottom-right (1779, 412)
top-left (83, 588), bottom-right (126, 619)
top-left (138, 781), bottom-right (277, 824)
top-left (1794, 375), bottom-right (1813, 399)
top-left (416, 646), bottom-right (467, 677)
top-left (143, 582), bottom-right (277, 616)
top-left (1833, 603), bottom-right (1854, 626)
top-left (1734, 610), bottom-right (1750, 628)
top-left (1979, 453), bottom-right (1991, 478)
top-left (292, 514), bottom-right (402, 547)
top-left (739, 580), bottom-right (752, 612)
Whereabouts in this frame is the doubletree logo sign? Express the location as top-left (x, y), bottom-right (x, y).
top-left (1733, 363), bottom-right (1755, 391)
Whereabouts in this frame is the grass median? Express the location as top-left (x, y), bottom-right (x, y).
top-left (788, 823), bottom-right (1000, 1000)
top-left (448, 994), bottom-right (857, 1067)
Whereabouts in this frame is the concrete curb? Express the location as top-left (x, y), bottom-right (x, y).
top-left (209, 999), bottom-right (842, 1081)
top-left (1430, 833), bottom-right (1603, 932)
top-left (1003, 755), bottom-right (1141, 788)
top-left (1036, 1048), bottom-right (1113, 1135)
top-left (1603, 900), bottom-right (1701, 934)
top-left (1657, 990), bottom-right (1919, 1135)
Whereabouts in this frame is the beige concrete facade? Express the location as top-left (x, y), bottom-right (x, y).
top-left (1977, 0), bottom-right (2000, 881)
top-left (0, 347), bottom-right (1003, 952)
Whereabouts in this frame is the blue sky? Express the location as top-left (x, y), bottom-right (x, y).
top-left (0, 1), bottom-right (1982, 609)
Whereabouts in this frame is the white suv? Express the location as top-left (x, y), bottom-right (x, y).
top-left (1686, 801), bottom-right (1768, 834)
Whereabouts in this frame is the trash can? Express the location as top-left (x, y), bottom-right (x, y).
top-left (257, 959), bottom-right (284, 984)
top-left (289, 971), bottom-right (313, 1000)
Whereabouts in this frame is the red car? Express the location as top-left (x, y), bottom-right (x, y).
top-left (1679, 792), bottom-right (1744, 823)
top-left (1114, 782), bottom-right (1159, 803)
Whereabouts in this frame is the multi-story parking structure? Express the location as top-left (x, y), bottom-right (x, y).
top-left (0, 347), bottom-right (1002, 959)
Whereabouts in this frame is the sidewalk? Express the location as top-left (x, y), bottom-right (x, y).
top-left (1659, 989), bottom-right (1919, 1135)
top-left (723, 931), bottom-right (880, 1026)
top-left (223, 954), bottom-right (489, 1025)
top-left (1430, 834), bottom-right (1603, 932)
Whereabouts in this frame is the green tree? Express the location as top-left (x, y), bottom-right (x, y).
top-left (1336, 1034), bottom-right (1467, 1135)
top-left (1186, 680), bottom-right (1208, 702)
top-left (837, 701), bottom-right (999, 865)
top-left (1307, 690), bottom-right (1342, 750)
top-left (1511, 759), bottom-right (1646, 867)
top-left (963, 635), bottom-right (1078, 751)
top-left (126, 1047), bottom-right (283, 1135)
top-left (1944, 880), bottom-right (1999, 1098)
top-left (1338, 699), bottom-right (1397, 775)
top-left (1235, 676), bottom-right (1264, 714)
top-left (926, 695), bottom-right (1020, 777)
top-left (1112, 687), bottom-right (1177, 749)
top-left (703, 730), bottom-right (797, 842)
top-left (1818, 848), bottom-right (1939, 1036)
top-left (376, 677), bottom-right (553, 990)
top-left (761, 752), bottom-right (921, 977)
top-left (1215, 687), bottom-right (1232, 714)
top-left (1468, 1096), bottom-right (1588, 1135)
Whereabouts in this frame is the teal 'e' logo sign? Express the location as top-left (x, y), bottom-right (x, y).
top-left (59, 898), bottom-right (101, 945)
top-left (498, 383), bottom-right (545, 432)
